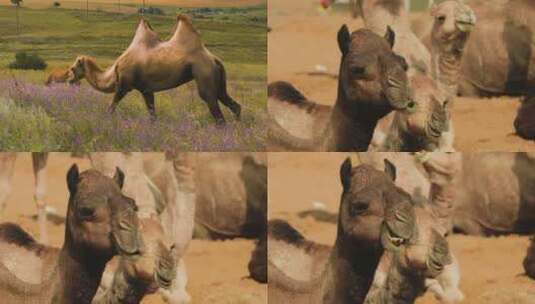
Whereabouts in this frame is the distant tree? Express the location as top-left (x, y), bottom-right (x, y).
top-left (10, 0), bottom-right (23, 35)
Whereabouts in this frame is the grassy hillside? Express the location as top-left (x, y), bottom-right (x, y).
top-left (0, 4), bottom-right (267, 151)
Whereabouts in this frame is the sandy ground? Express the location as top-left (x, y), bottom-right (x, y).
top-left (268, 153), bottom-right (535, 304)
top-left (268, 0), bottom-right (535, 152)
top-left (0, 153), bottom-right (266, 304)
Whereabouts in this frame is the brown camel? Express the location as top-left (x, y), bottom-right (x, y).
top-left (362, 0), bottom-right (476, 152)
top-left (268, 26), bottom-right (411, 151)
top-left (68, 17), bottom-right (241, 124)
top-left (0, 153), bottom-right (50, 244)
top-left (89, 153), bottom-right (181, 304)
top-left (268, 158), bottom-right (417, 303)
top-left (364, 204), bottom-right (452, 304)
top-left (514, 94), bottom-right (535, 140)
top-left (0, 165), bottom-right (142, 304)
top-left (45, 68), bottom-right (80, 86)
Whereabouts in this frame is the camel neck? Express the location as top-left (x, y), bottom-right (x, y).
top-left (432, 46), bottom-right (463, 98)
top-left (84, 59), bottom-right (116, 93)
top-left (56, 235), bottom-right (109, 303)
top-left (327, 233), bottom-right (382, 303)
top-left (372, 257), bottom-right (423, 303)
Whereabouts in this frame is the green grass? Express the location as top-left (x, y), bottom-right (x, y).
top-left (0, 4), bottom-right (267, 151)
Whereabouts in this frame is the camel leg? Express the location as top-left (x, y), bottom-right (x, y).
top-left (0, 153), bottom-right (17, 222)
top-left (214, 60), bottom-right (241, 120)
top-left (198, 90), bottom-right (225, 126)
top-left (141, 91), bottom-right (157, 122)
top-left (160, 258), bottom-right (191, 304)
top-left (108, 87), bottom-right (128, 115)
top-left (32, 152), bottom-right (49, 244)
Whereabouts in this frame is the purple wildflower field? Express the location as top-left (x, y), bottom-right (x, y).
top-left (0, 77), bottom-right (266, 151)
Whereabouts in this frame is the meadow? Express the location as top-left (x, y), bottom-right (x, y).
top-left (0, 3), bottom-right (267, 151)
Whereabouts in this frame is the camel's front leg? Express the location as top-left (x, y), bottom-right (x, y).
top-left (109, 87), bottom-right (128, 115)
top-left (142, 91), bottom-right (157, 122)
top-left (160, 258), bottom-right (191, 304)
top-left (32, 152), bottom-right (49, 244)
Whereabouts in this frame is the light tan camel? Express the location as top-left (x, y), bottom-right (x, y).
top-left (0, 165), bottom-right (142, 303)
top-left (68, 17), bottom-right (241, 124)
top-left (45, 68), bottom-right (80, 86)
top-left (0, 152), bottom-right (50, 244)
top-left (90, 152), bottom-right (189, 304)
top-left (362, 0), bottom-right (476, 152)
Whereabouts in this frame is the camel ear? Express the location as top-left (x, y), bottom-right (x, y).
top-left (113, 167), bottom-right (125, 190)
top-left (338, 24), bottom-right (351, 56)
top-left (384, 159), bottom-right (396, 182)
top-left (384, 26), bottom-right (395, 49)
top-left (340, 157), bottom-right (352, 191)
top-left (67, 164), bottom-right (80, 194)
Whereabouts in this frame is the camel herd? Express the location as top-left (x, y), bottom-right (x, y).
top-left (46, 15), bottom-right (241, 125)
top-left (0, 152), bottom-right (267, 304)
top-left (268, 0), bottom-right (535, 151)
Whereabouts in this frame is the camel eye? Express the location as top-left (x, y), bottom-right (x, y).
top-left (78, 206), bottom-right (96, 220)
top-left (437, 15), bottom-right (446, 23)
top-left (348, 201), bottom-right (369, 217)
top-left (350, 66), bottom-right (366, 76)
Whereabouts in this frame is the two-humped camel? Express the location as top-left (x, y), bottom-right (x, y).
top-left (0, 165), bottom-right (142, 303)
top-left (45, 68), bottom-right (80, 86)
top-left (361, 0), bottom-right (476, 152)
top-left (68, 16), bottom-right (241, 125)
top-left (0, 153), bottom-right (50, 244)
top-left (268, 27), bottom-right (411, 151)
top-left (267, 158), bottom-right (452, 303)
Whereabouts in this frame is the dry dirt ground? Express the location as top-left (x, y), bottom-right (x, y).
top-left (268, 0), bottom-right (535, 152)
top-left (268, 153), bottom-right (535, 304)
top-left (1, 153), bottom-right (266, 304)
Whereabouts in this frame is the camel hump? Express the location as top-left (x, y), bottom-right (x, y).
top-left (176, 13), bottom-right (193, 25)
top-left (268, 81), bottom-right (307, 105)
top-left (0, 223), bottom-right (45, 255)
top-left (515, 96), bottom-right (535, 140)
top-left (268, 219), bottom-right (306, 245)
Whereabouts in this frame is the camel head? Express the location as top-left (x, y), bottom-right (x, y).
top-left (400, 75), bottom-right (450, 145)
top-left (337, 157), bottom-right (412, 249)
top-left (67, 56), bottom-right (88, 83)
top-left (65, 164), bottom-right (141, 260)
top-left (431, 0), bottom-right (476, 53)
top-left (364, 205), bottom-right (452, 302)
top-left (337, 25), bottom-right (410, 111)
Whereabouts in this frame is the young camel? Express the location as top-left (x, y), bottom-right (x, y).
top-left (0, 152), bottom-right (50, 244)
top-left (268, 26), bottom-right (411, 151)
top-left (68, 17), bottom-right (241, 125)
top-left (45, 68), bottom-right (80, 86)
top-left (0, 165), bottom-right (142, 303)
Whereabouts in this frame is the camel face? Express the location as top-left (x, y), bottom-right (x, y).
top-left (404, 75), bottom-right (449, 141)
top-left (66, 165), bottom-right (140, 258)
top-left (338, 26), bottom-right (410, 111)
top-left (68, 56), bottom-right (86, 83)
top-left (338, 158), bottom-right (411, 247)
top-left (431, 0), bottom-right (476, 52)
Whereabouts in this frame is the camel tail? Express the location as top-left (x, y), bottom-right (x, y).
top-left (214, 58), bottom-right (234, 100)
top-left (268, 81), bottom-right (308, 105)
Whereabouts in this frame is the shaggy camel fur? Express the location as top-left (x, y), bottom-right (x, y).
top-left (90, 153), bottom-right (187, 304)
top-left (268, 158), bottom-right (415, 303)
top-left (45, 68), bottom-right (80, 86)
top-left (514, 94), bottom-right (535, 140)
top-left (0, 165), bottom-right (141, 304)
top-left (364, 203), bottom-right (453, 304)
top-left (362, 0), bottom-right (475, 152)
top-left (68, 17), bottom-right (241, 124)
top-left (268, 26), bottom-right (410, 151)
top-left (0, 153), bottom-right (50, 244)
